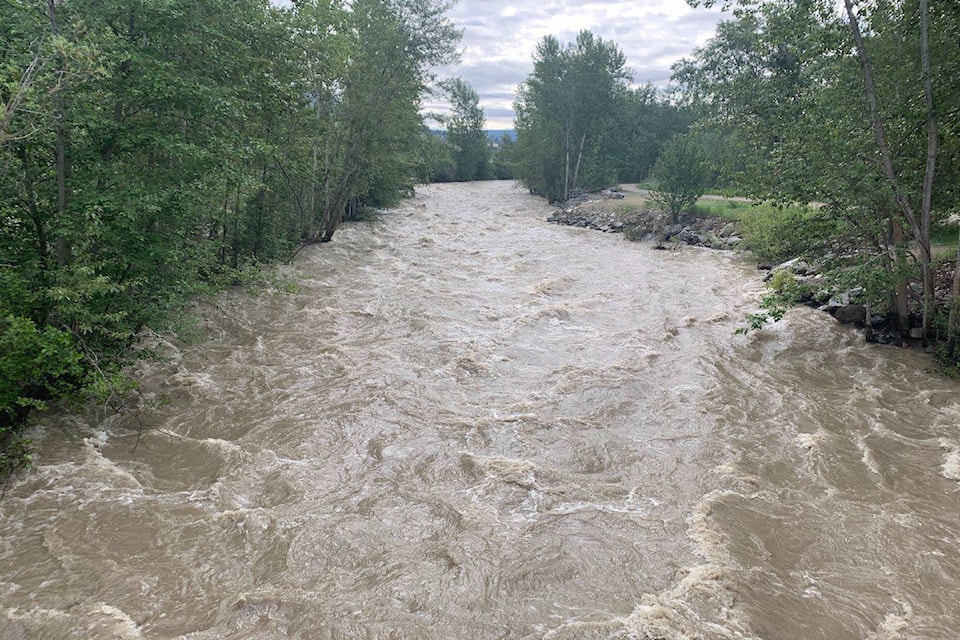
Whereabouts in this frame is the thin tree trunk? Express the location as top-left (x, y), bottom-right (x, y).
top-left (892, 220), bottom-right (910, 331)
top-left (948, 236), bottom-right (960, 358)
top-left (865, 300), bottom-right (873, 342)
top-left (322, 141), bottom-right (361, 242)
top-left (48, 0), bottom-right (70, 267)
top-left (0, 53), bottom-right (43, 145)
top-left (919, 0), bottom-right (938, 339)
top-left (563, 119), bottom-right (571, 202)
top-left (842, 0), bottom-right (933, 338)
top-left (309, 144), bottom-right (318, 239)
top-left (572, 131), bottom-right (587, 193)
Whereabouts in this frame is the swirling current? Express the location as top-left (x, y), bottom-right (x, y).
top-left (2, 181), bottom-right (959, 639)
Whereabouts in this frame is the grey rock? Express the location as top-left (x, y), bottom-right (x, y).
top-left (776, 257), bottom-right (812, 275)
top-left (834, 304), bottom-right (866, 324)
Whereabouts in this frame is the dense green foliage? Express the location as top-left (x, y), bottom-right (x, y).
top-left (0, 0), bottom-right (459, 471)
top-left (650, 135), bottom-right (712, 223)
top-left (692, 200), bottom-right (841, 265)
top-left (511, 31), bottom-right (693, 202)
top-left (678, 0), bottom-right (960, 348)
top-left (609, 85), bottom-right (696, 185)
top-left (441, 78), bottom-right (491, 181)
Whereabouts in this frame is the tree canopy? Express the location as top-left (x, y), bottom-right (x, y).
top-left (442, 77), bottom-right (491, 182)
top-left (511, 31), bottom-right (693, 203)
top-left (513, 31), bottom-right (630, 202)
top-left (677, 0), bottom-right (960, 344)
top-left (0, 0), bottom-right (460, 473)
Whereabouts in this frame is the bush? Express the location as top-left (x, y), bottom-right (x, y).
top-left (734, 207), bottom-right (841, 265)
top-left (649, 136), bottom-right (712, 224)
top-left (0, 316), bottom-right (86, 475)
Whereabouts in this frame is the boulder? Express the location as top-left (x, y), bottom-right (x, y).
top-left (833, 304), bottom-right (866, 324)
top-left (777, 257), bottom-right (813, 275)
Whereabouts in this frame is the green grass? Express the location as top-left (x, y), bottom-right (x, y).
top-left (691, 199), bottom-right (835, 264)
top-left (931, 222), bottom-right (959, 249)
top-left (692, 198), bottom-right (748, 220)
top-left (701, 186), bottom-right (751, 198)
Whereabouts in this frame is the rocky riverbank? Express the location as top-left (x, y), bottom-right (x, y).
top-left (544, 190), bottom-right (929, 344)
top-left (545, 191), bottom-right (745, 251)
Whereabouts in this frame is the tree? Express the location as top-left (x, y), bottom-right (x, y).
top-left (650, 136), bottom-right (712, 224)
top-left (442, 77), bottom-right (489, 181)
top-left (492, 133), bottom-right (516, 180)
top-left (0, 0), bottom-right (462, 473)
top-left (311, 0), bottom-right (461, 241)
top-left (681, 0), bottom-right (960, 341)
top-left (417, 127), bottom-right (457, 182)
top-left (607, 85), bottom-right (695, 184)
top-left (513, 31), bottom-right (630, 202)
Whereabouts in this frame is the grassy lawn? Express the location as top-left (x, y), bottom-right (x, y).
top-left (625, 184), bottom-right (959, 266)
top-left (931, 224), bottom-right (959, 262)
top-left (690, 198), bottom-right (799, 222)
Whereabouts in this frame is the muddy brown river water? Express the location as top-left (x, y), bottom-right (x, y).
top-left (2, 181), bottom-right (960, 639)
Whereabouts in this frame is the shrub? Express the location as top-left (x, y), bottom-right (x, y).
top-left (0, 316), bottom-right (86, 475)
top-left (649, 136), bottom-right (712, 224)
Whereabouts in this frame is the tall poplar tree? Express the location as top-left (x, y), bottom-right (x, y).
top-left (442, 77), bottom-right (490, 181)
top-left (513, 31), bottom-right (630, 202)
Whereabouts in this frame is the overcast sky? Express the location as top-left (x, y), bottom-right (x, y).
top-left (424, 0), bottom-right (726, 129)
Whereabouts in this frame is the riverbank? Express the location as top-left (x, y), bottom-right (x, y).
top-left (546, 190), bottom-right (745, 251)
top-left (544, 188), bottom-right (960, 357)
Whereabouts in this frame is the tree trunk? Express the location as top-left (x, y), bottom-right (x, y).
top-left (563, 119), bottom-right (571, 202)
top-left (322, 148), bottom-right (359, 242)
top-left (572, 131), bottom-right (587, 193)
top-left (842, 0), bottom-right (933, 339)
top-left (323, 137), bottom-right (332, 240)
top-left (48, 0), bottom-right (70, 267)
top-left (947, 237), bottom-right (960, 358)
top-left (309, 144), bottom-right (318, 239)
top-left (0, 53), bottom-right (43, 144)
top-left (919, 0), bottom-right (938, 339)
top-left (892, 220), bottom-right (910, 331)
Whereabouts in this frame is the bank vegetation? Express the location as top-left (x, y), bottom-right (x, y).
top-left (511, 1), bottom-right (960, 369)
top-left (0, 0), bottom-right (460, 474)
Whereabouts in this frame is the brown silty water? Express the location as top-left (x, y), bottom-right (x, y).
top-left (1, 181), bottom-right (959, 639)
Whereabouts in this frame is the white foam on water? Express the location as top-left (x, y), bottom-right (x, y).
top-left (89, 604), bottom-right (143, 638)
top-left (574, 488), bottom-right (762, 640)
top-left (5, 603), bottom-right (142, 639)
top-left (5, 606), bottom-right (67, 622)
top-left (544, 499), bottom-right (649, 518)
top-left (621, 564), bottom-right (756, 640)
top-left (865, 601), bottom-right (914, 640)
top-left (796, 430), bottom-right (826, 453)
top-left (938, 438), bottom-right (960, 481)
top-left (472, 454), bottom-right (538, 488)
top-left (855, 435), bottom-right (882, 477)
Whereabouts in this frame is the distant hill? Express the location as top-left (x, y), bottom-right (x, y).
top-left (429, 129), bottom-right (515, 142)
top-left (486, 129), bottom-right (515, 141)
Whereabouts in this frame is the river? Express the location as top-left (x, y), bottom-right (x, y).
top-left (2, 181), bottom-right (959, 639)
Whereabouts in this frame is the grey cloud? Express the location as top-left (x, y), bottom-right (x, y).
top-left (430, 0), bottom-right (724, 127)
